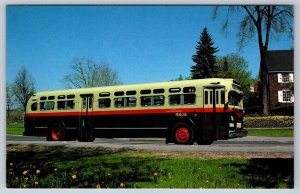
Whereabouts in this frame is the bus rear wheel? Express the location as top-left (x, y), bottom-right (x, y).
top-left (172, 123), bottom-right (194, 145)
top-left (47, 123), bottom-right (65, 141)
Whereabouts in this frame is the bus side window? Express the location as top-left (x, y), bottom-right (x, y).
top-left (31, 102), bottom-right (37, 111)
top-left (216, 91), bottom-right (219, 104)
top-left (126, 97), bottom-right (137, 107)
top-left (183, 94), bottom-right (196, 105)
top-left (141, 96), bottom-right (151, 106)
top-left (66, 100), bottom-right (75, 109)
top-left (98, 98), bottom-right (111, 108)
top-left (114, 98), bottom-right (125, 108)
top-left (40, 101), bottom-right (54, 111)
top-left (153, 95), bottom-right (164, 106)
top-left (58, 101), bottom-right (65, 110)
top-left (169, 95), bottom-right (181, 105)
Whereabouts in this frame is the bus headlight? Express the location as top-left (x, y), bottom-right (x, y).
top-left (231, 116), bottom-right (234, 121)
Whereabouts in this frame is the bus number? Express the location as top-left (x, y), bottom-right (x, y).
top-left (175, 113), bottom-right (187, 117)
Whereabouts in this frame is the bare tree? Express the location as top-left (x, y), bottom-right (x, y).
top-left (63, 58), bottom-right (121, 88)
top-left (6, 83), bottom-right (15, 124)
top-left (213, 5), bottom-right (293, 115)
top-left (12, 67), bottom-right (36, 111)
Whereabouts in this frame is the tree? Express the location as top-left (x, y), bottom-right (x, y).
top-left (6, 83), bottom-right (15, 124)
top-left (12, 67), bottom-right (36, 111)
top-left (172, 74), bottom-right (191, 81)
top-left (213, 5), bottom-right (293, 115)
top-left (216, 53), bottom-right (254, 106)
top-left (63, 58), bottom-right (121, 88)
top-left (191, 27), bottom-right (219, 79)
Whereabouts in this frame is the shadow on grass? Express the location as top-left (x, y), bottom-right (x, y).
top-left (232, 158), bottom-right (294, 188)
top-left (7, 144), bottom-right (164, 188)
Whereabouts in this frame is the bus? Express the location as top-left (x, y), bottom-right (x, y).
top-left (24, 78), bottom-right (247, 145)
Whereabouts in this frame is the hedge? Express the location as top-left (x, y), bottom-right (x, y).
top-left (244, 116), bottom-right (294, 128)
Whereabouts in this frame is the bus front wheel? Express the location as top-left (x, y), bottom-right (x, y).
top-left (172, 123), bottom-right (195, 145)
top-left (47, 123), bottom-right (65, 141)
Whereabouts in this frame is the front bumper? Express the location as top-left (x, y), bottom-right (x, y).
top-left (229, 128), bottom-right (247, 138)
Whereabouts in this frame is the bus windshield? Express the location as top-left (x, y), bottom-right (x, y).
top-left (228, 91), bottom-right (242, 106)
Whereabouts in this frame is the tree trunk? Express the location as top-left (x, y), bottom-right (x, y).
top-left (260, 48), bottom-right (269, 115)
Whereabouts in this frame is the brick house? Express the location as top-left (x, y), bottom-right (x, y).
top-left (266, 50), bottom-right (294, 110)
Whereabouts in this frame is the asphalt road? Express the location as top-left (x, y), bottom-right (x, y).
top-left (6, 135), bottom-right (293, 153)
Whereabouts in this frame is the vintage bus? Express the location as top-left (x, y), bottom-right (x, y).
top-left (24, 78), bottom-right (247, 145)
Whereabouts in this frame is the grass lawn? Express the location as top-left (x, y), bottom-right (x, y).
top-left (247, 128), bottom-right (293, 137)
top-left (6, 123), bottom-right (24, 135)
top-left (6, 144), bottom-right (293, 188)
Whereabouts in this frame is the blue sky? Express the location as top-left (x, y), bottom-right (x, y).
top-left (6, 5), bottom-right (294, 91)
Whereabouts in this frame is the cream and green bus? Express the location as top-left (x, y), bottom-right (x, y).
top-left (24, 78), bottom-right (247, 144)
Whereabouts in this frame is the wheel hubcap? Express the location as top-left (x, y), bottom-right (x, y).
top-left (51, 128), bottom-right (61, 141)
top-left (175, 127), bottom-right (190, 143)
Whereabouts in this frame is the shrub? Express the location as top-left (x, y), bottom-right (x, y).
top-left (244, 116), bottom-right (294, 128)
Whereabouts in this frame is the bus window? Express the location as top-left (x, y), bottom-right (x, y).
top-left (66, 100), bottom-right (75, 109)
top-left (31, 102), bottom-right (37, 111)
top-left (58, 100), bottom-right (75, 110)
top-left (153, 95), bottom-right (164, 106)
top-left (183, 94), bottom-right (196, 105)
top-left (228, 91), bottom-right (242, 106)
top-left (141, 89), bottom-right (151, 95)
top-left (153, 89), bottom-right (164, 94)
top-left (169, 95), bottom-right (181, 105)
top-left (58, 95), bottom-right (65, 99)
top-left (67, 94), bottom-right (75, 99)
top-left (209, 91), bottom-right (213, 104)
top-left (114, 91), bottom-right (124, 96)
top-left (221, 91), bottom-right (225, 104)
top-left (205, 91), bottom-right (208, 104)
top-left (141, 96), bottom-right (151, 106)
top-left (183, 87), bottom-right (196, 93)
top-left (169, 88), bottom-right (181, 93)
top-left (99, 92), bottom-right (110, 97)
top-left (98, 98), bottom-right (111, 108)
top-left (48, 96), bottom-right (55, 100)
top-left (58, 101), bottom-right (65, 109)
top-left (114, 98), bottom-right (124, 108)
top-left (126, 97), bottom-right (137, 107)
top-left (126, 90), bottom-right (136, 95)
top-left (40, 101), bottom-right (54, 111)
top-left (216, 91), bottom-right (219, 104)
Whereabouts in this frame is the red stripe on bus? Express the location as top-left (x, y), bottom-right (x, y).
top-left (25, 107), bottom-right (225, 117)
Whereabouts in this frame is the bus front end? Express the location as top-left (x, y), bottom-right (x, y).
top-left (226, 82), bottom-right (247, 138)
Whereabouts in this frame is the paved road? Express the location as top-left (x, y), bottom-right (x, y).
top-left (6, 135), bottom-right (293, 153)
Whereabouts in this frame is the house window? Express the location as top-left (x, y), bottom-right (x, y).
top-left (278, 73), bottom-right (293, 83)
top-left (278, 90), bottom-right (294, 103)
top-left (283, 91), bottom-right (292, 102)
top-left (282, 73), bottom-right (290, 83)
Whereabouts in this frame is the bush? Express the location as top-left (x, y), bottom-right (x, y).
top-left (244, 116), bottom-right (294, 128)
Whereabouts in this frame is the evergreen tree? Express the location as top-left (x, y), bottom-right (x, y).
top-left (191, 27), bottom-right (219, 79)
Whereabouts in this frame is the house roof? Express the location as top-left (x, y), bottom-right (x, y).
top-left (266, 50), bottom-right (294, 72)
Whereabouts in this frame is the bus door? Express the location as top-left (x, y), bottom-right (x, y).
top-left (203, 86), bottom-right (226, 140)
top-left (79, 94), bottom-right (94, 140)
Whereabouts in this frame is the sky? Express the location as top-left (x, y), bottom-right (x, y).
top-left (6, 5), bottom-right (294, 92)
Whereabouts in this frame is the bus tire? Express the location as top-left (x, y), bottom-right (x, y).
top-left (47, 123), bottom-right (65, 141)
top-left (172, 123), bottom-right (195, 145)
